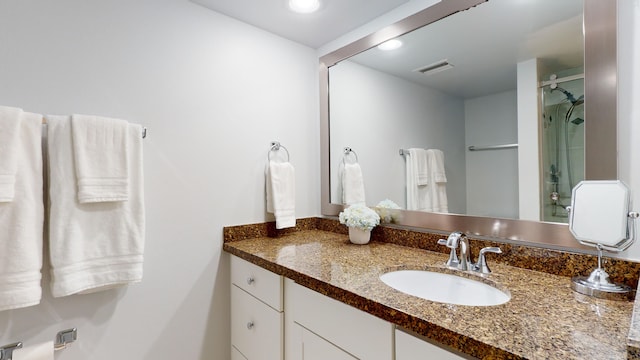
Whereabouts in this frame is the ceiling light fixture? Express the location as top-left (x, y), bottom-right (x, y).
top-left (377, 39), bottom-right (402, 51)
top-left (289, 0), bottom-right (321, 14)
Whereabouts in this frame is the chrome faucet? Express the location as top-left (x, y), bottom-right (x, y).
top-left (438, 231), bottom-right (502, 274)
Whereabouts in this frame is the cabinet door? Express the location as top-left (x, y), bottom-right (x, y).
top-left (232, 346), bottom-right (249, 360)
top-left (300, 325), bottom-right (357, 360)
top-left (231, 285), bottom-right (283, 360)
top-left (396, 329), bottom-right (469, 360)
top-left (289, 280), bottom-right (393, 360)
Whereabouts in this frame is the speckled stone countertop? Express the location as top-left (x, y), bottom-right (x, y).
top-left (223, 222), bottom-right (638, 360)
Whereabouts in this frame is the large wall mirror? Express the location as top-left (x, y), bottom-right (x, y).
top-left (320, 0), bottom-right (617, 250)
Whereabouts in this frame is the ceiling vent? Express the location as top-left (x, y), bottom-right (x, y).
top-left (414, 59), bottom-right (454, 76)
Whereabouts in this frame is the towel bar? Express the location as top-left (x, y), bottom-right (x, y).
top-left (268, 141), bottom-right (290, 162)
top-left (468, 143), bottom-right (518, 151)
top-left (41, 118), bottom-right (147, 139)
top-left (343, 147), bottom-right (359, 164)
top-left (0, 328), bottom-right (77, 360)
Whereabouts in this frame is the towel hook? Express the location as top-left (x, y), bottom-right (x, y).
top-left (343, 147), bottom-right (359, 164)
top-left (268, 141), bottom-right (290, 162)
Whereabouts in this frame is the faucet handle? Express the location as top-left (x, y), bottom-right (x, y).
top-left (438, 238), bottom-right (459, 267)
top-left (474, 247), bottom-right (502, 274)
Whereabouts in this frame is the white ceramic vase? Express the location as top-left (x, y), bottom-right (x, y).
top-left (348, 227), bottom-right (371, 245)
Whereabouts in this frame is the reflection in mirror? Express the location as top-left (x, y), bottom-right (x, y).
top-left (329, 0), bottom-right (584, 222)
top-left (568, 180), bottom-right (637, 299)
top-left (321, 0), bottom-right (618, 251)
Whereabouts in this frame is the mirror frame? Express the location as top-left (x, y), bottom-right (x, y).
top-left (320, 0), bottom-right (618, 251)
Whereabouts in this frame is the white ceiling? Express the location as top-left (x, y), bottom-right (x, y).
top-left (191, 0), bottom-right (411, 49)
top-left (190, 0), bottom-right (584, 100)
top-left (348, 0), bottom-right (584, 99)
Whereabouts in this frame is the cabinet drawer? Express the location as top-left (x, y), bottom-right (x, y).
top-left (231, 285), bottom-right (283, 360)
top-left (231, 256), bottom-right (283, 311)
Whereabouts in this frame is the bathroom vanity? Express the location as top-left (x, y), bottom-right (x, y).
top-left (224, 219), bottom-right (639, 359)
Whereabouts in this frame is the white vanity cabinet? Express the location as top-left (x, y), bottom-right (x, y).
top-left (230, 256), bottom-right (284, 360)
top-left (284, 278), bottom-right (394, 360)
top-left (396, 328), bottom-right (470, 360)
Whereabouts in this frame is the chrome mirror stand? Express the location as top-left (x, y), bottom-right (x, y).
top-left (571, 243), bottom-right (635, 301)
top-left (568, 180), bottom-right (639, 301)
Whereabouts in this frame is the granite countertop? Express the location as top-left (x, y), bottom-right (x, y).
top-left (224, 229), bottom-right (636, 360)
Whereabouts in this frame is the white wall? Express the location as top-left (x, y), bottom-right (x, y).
top-left (464, 90), bottom-right (518, 219)
top-left (618, 0), bottom-right (640, 260)
top-left (329, 60), bottom-right (466, 213)
top-left (0, 0), bottom-right (319, 359)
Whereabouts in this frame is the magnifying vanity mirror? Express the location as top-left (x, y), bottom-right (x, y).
top-left (320, 0), bottom-right (618, 250)
top-left (568, 181), bottom-right (638, 299)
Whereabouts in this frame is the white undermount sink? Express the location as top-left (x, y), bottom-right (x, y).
top-left (379, 270), bottom-right (510, 306)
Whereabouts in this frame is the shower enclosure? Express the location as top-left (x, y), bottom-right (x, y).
top-left (540, 73), bottom-right (585, 223)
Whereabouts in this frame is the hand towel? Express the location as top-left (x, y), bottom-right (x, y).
top-left (341, 162), bottom-right (366, 206)
top-left (47, 115), bottom-right (145, 297)
top-left (13, 341), bottom-right (54, 360)
top-left (0, 111), bottom-right (44, 311)
top-left (427, 149), bottom-right (448, 213)
top-left (405, 148), bottom-right (430, 211)
top-left (266, 160), bottom-right (296, 229)
top-left (0, 106), bottom-right (24, 202)
top-left (71, 114), bottom-right (129, 203)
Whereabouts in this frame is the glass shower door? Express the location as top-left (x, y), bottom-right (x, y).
top-left (540, 77), bottom-right (585, 223)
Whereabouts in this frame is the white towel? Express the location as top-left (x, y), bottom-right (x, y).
top-left (47, 115), bottom-right (145, 297)
top-left (405, 148), bottom-right (430, 211)
top-left (429, 149), bottom-right (447, 183)
top-left (0, 111), bottom-right (44, 311)
top-left (426, 149), bottom-right (448, 213)
top-left (0, 106), bottom-right (24, 202)
top-left (341, 163), bottom-right (366, 206)
top-left (266, 160), bottom-right (296, 229)
top-left (71, 114), bottom-right (129, 203)
top-left (414, 149), bottom-right (429, 186)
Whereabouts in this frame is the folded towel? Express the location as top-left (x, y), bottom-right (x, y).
top-left (427, 149), bottom-right (448, 213)
top-left (0, 111), bottom-right (44, 311)
top-left (266, 160), bottom-right (296, 229)
top-left (47, 115), bottom-right (145, 297)
top-left (71, 114), bottom-right (129, 203)
top-left (428, 149), bottom-right (447, 183)
top-left (341, 163), bottom-right (366, 206)
top-left (0, 106), bottom-right (24, 202)
top-left (413, 148), bottom-right (429, 186)
top-left (406, 148), bottom-right (430, 211)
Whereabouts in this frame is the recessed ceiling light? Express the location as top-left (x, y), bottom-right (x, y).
top-left (289, 0), bottom-right (321, 14)
top-left (377, 39), bottom-right (403, 51)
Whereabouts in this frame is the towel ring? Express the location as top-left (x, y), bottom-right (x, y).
top-left (343, 147), bottom-right (358, 164)
top-left (268, 141), bottom-right (290, 162)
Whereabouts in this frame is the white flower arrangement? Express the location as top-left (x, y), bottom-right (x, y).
top-left (374, 199), bottom-right (401, 223)
top-left (338, 204), bottom-right (380, 231)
